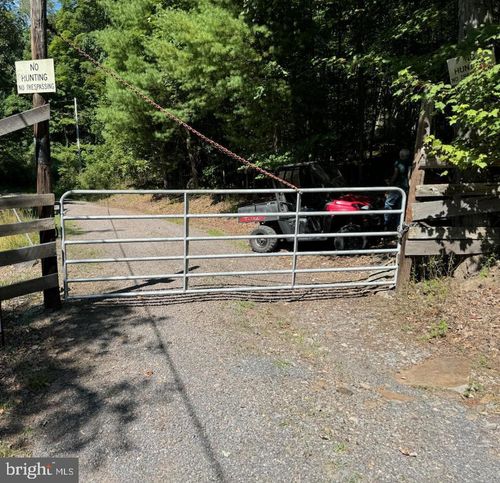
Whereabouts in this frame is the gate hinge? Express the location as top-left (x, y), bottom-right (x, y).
top-left (397, 222), bottom-right (411, 239)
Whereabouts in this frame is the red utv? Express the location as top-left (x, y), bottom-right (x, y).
top-left (238, 162), bottom-right (382, 253)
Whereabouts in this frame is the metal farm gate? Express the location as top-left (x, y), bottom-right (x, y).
top-left (60, 188), bottom-right (405, 300)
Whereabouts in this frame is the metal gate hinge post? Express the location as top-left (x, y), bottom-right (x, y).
top-left (397, 222), bottom-right (410, 239)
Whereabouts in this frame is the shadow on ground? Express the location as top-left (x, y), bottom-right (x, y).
top-left (0, 299), bottom-right (223, 479)
top-left (0, 302), bottom-right (135, 455)
top-left (0, 285), bottom-right (386, 476)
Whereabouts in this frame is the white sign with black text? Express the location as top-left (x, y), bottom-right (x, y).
top-left (15, 58), bottom-right (56, 94)
top-left (447, 50), bottom-right (496, 86)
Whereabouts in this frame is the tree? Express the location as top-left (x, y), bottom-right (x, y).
top-left (94, 0), bottom-right (290, 188)
top-left (7, 0), bottom-right (493, 191)
top-left (394, 0), bottom-right (499, 169)
top-left (459, 0), bottom-right (497, 40)
top-left (47, 0), bottom-right (108, 194)
top-left (0, 1), bottom-right (32, 190)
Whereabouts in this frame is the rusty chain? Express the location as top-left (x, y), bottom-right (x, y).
top-left (52, 29), bottom-right (299, 191)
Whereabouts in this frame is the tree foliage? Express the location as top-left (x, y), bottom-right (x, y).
top-left (0, 0), bottom-right (498, 191)
top-left (0, 1), bottom-right (32, 190)
top-left (394, 18), bottom-right (500, 169)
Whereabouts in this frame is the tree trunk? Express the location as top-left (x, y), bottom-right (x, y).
top-left (458, 0), bottom-right (495, 40)
top-left (186, 131), bottom-right (199, 189)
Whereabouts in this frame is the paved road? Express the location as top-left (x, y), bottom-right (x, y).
top-left (29, 202), bottom-right (499, 482)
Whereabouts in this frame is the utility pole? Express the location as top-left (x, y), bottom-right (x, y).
top-left (31, 0), bottom-right (61, 309)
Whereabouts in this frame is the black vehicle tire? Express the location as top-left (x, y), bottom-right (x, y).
top-left (333, 223), bottom-right (368, 251)
top-left (250, 225), bottom-right (279, 253)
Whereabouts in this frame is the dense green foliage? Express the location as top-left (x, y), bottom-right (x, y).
top-left (0, 0), bottom-right (498, 192)
top-left (0, 0), bottom-right (32, 190)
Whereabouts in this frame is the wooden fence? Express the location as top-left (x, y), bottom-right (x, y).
top-left (0, 194), bottom-right (60, 343)
top-left (398, 104), bottom-right (500, 286)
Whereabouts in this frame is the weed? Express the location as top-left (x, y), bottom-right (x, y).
top-left (55, 214), bottom-right (83, 236)
top-left (0, 272), bottom-right (39, 288)
top-left (233, 240), bottom-right (249, 250)
top-left (27, 371), bottom-right (53, 391)
top-left (273, 359), bottom-right (292, 369)
top-left (412, 254), bottom-right (459, 281)
top-left (420, 279), bottom-right (449, 298)
top-left (425, 320), bottom-right (449, 340)
top-left (400, 323), bottom-right (414, 333)
top-left (276, 319), bottom-right (290, 330)
top-left (0, 209), bottom-right (39, 251)
top-left (165, 217), bottom-right (183, 226)
top-left (234, 300), bottom-right (255, 312)
top-left (477, 354), bottom-right (491, 369)
top-left (207, 228), bottom-right (225, 237)
top-left (464, 381), bottom-right (484, 398)
top-left (479, 254), bottom-right (498, 278)
top-left (76, 246), bottom-right (102, 259)
top-left (0, 442), bottom-right (18, 458)
top-left (0, 400), bottom-right (13, 415)
top-left (347, 472), bottom-right (363, 483)
top-left (333, 441), bottom-right (348, 453)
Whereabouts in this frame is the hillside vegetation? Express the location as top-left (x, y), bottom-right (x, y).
top-left (0, 1), bottom-right (499, 193)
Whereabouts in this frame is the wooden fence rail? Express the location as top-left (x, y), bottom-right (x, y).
top-left (397, 103), bottom-right (500, 288)
top-left (0, 194), bottom-right (60, 343)
top-left (0, 105), bottom-right (50, 137)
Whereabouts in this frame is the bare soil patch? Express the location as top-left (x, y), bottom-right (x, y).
top-left (100, 193), bottom-right (252, 236)
top-left (396, 356), bottom-right (472, 390)
top-left (388, 264), bottom-right (499, 408)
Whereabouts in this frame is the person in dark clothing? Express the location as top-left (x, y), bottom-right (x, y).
top-left (384, 149), bottom-right (411, 230)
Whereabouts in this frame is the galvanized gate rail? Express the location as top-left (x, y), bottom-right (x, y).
top-left (60, 188), bottom-right (405, 300)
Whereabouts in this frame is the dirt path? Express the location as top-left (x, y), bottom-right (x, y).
top-left (4, 202), bottom-right (498, 481)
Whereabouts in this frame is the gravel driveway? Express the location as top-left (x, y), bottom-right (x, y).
top-left (27, 201), bottom-right (498, 482)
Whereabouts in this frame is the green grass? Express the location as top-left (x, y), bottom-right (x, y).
top-left (0, 442), bottom-right (18, 458)
top-left (234, 300), bottom-right (256, 312)
top-left (207, 227), bottom-right (226, 237)
top-left (0, 399), bottom-right (13, 415)
top-left (26, 371), bottom-right (53, 391)
top-left (479, 254), bottom-right (498, 278)
top-left (273, 358), bottom-right (292, 369)
top-left (164, 217), bottom-right (183, 226)
top-left (233, 240), bottom-right (249, 250)
top-left (17, 361), bottom-right (56, 392)
top-left (425, 319), bottom-right (449, 340)
top-left (0, 210), bottom-right (83, 252)
top-left (0, 209), bottom-right (39, 251)
top-left (420, 278), bottom-right (449, 298)
top-left (464, 381), bottom-right (484, 398)
top-left (477, 354), bottom-right (491, 369)
top-left (333, 442), bottom-right (348, 453)
top-left (55, 214), bottom-right (83, 236)
top-left (400, 323), bottom-right (414, 334)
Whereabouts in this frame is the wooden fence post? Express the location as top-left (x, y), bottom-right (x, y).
top-left (396, 103), bottom-right (432, 291)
